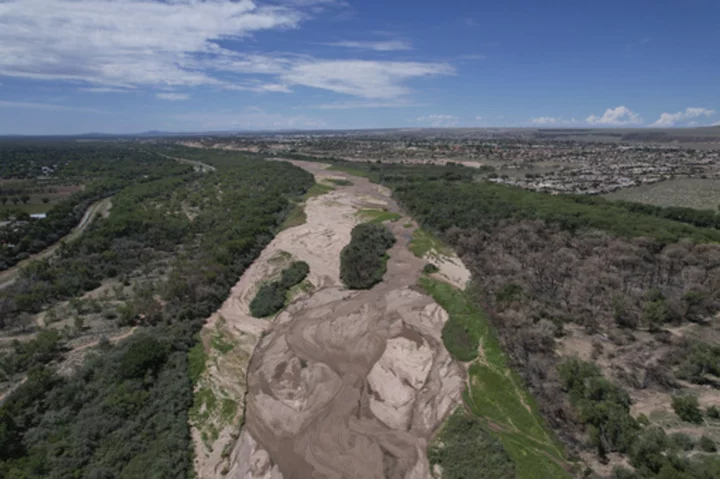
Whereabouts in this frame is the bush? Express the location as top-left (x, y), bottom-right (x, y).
top-left (558, 358), bottom-right (637, 455)
top-left (423, 263), bottom-right (439, 274)
top-left (669, 432), bottom-right (695, 451)
top-left (340, 223), bottom-right (395, 289)
top-left (249, 283), bottom-right (287, 318)
top-left (428, 409), bottom-right (515, 479)
top-left (707, 405), bottom-right (720, 419)
top-left (249, 261), bottom-right (310, 318)
top-left (280, 261), bottom-right (310, 289)
top-left (698, 435), bottom-right (716, 452)
top-left (672, 394), bottom-right (703, 424)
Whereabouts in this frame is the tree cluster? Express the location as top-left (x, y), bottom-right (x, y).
top-left (340, 223), bottom-right (396, 289)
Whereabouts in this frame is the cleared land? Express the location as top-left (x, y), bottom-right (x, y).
top-left (603, 178), bottom-right (720, 209)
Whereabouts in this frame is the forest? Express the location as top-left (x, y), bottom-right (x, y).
top-left (319, 157), bottom-right (720, 478)
top-left (0, 143), bottom-right (192, 270)
top-left (0, 144), bottom-right (313, 478)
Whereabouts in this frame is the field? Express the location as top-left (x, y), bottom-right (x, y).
top-left (603, 178), bottom-right (720, 210)
top-left (420, 277), bottom-right (572, 479)
top-left (0, 181), bottom-right (83, 215)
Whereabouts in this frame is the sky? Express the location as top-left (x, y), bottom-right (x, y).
top-left (0, 0), bottom-right (719, 134)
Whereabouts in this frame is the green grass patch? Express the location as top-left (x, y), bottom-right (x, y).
top-left (188, 342), bottom-right (206, 384)
top-left (190, 387), bottom-right (217, 424)
top-left (420, 277), bottom-right (570, 478)
top-left (211, 333), bottom-right (234, 354)
top-left (303, 182), bottom-right (334, 199)
top-left (357, 208), bottom-right (402, 224)
top-left (281, 203), bottom-right (307, 230)
top-left (326, 178), bottom-right (353, 186)
top-left (409, 228), bottom-right (450, 258)
top-left (220, 398), bottom-right (237, 424)
top-left (287, 279), bottom-right (314, 302)
top-left (327, 164), bottom-right (370, 178)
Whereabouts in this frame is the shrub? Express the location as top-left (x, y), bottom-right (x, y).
top-left (279, 261), bottom-right (309, 289)
top-left (558, 358), bottom-right (638, 455)
top-left (249, 261), bottom-right (310, 318)
top-left (423, 263), bottom-right (439, 274)
top-left (249, 283), bottom-right (287, 318)
top-left (669, 432), bottom-right (695, 451)
top-left (340, 223), bottom-right (395, 289)
top-left (671, 394), bottom-right (703, 424)
top-left (707, 405), bottom-right (720, 419)
top-left (698, 435), bottom-right (717, 453)
top-left (428, 409), bottom-right (515, 479)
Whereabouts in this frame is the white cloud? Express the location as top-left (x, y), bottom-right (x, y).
top-left (0, 100), bottom-right (103, 113)
top-left (586, 106), bottom-right (642, 126)
top-left (531, 116), bottom-right (560, 125)
top-left (0, 1), bottom-right (451, 100)
top-left (475, 116), bottom-right (483, 121)
top-left (416, 114), bottom-right (458, 127)
top-left (156, 93), bottom-right (189, 101)
top-left (0, 0), bottom-right (302, 88)
top-left (323, 40), bottom-right (412, 51)
top-left (81, 87), bottom-right (133, 93)
top-left (281, 60), bottom-right (453, 99)
top-left (652, 107), bottom-right (716, 127)
top-left (304, 100), bottom-right (421, 109)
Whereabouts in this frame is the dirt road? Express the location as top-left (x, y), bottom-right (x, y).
top-left (0, 197), bottom-right (112, 290)
top-left (193, 160), bottom-right (468, 478)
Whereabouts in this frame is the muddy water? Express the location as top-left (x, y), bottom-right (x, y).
top-left (226, 161), bottom-right (465, 479)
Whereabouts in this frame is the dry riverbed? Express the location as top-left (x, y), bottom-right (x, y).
top-left (192, 160), bottom-right (470, 478)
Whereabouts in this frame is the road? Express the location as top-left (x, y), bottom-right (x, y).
top-left (0, 197), bottom-right (112, 290)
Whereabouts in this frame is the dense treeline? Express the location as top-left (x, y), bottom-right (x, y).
top-left (340, 223), bottom-right (396, 289)
top-left (0, 146), bottom-right (313, 477)
top-left (338, 159), bottom-right (720, 478)
top-left (0, 143), bottom-right (192, 270)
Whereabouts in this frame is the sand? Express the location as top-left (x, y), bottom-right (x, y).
top-left (193, 160), bottom-right (467, 478)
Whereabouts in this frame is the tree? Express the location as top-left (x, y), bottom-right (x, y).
top-left (20, 195), bottom-right (30, 205)
top-left (41, 197), bottom-right (50, 204)
top-left (671, 394), bottom-right (703, 423)
top-left (0, 197), bottom-right (7, 206)
top-left (11, 197), bottom-right (19, 205)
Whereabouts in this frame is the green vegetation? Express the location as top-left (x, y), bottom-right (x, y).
top-left (249, 261), bottom-right (310, 317)
top-left (559, 360), bottom-right (720, 477)
top-left (428, 409), bottom-right (515, 479)
top-left (304, 182), bottom-right (334, 199)
top-left (423, 263), bottom-right (439, 274)
top-left (675, 341), bottom-right (720, 385)
top-left (698, 436), bottom-right (717, 453)
top-left (357, 208), bottom-right (402, 224)
top-left (326, 178), bottom-right (352, 186)
top-left (420, 277), bottom-right (570, 478)
top-left (188, 342), bottom-right (207, 383)
top-left (604, 178), bottom-right (720, 210)
top-left (394, 179), bottom-right (720, 244)
top-left (671, 394), bottom-right (703, 424)
top-left (0, 144), bottom-right (192, 271)
top-left (558, 359), bottom-right (638, 456)
top-left (281, 203), bottom-right (307, 230)
top-left (0, 146), bottom-right (314, 478)
top-left (409, 228), bottom-right (450, 258)
top-left (340, 223), bottom-right (396, 289)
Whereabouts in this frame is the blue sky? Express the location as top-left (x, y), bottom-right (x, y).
top-left (0, 0), bottom-right (718, 134)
